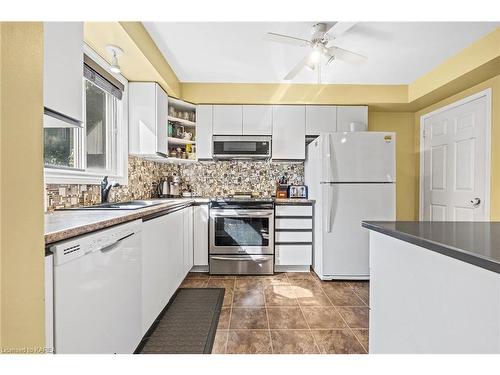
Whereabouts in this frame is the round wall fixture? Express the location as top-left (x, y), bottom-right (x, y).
top-left (105, 45), bottom-right (123, 74)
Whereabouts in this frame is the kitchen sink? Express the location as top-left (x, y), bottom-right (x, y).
top-left (57, 200), bottom-right (165, 211)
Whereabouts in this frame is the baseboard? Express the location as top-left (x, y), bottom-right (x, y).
top-left (274, 265), bottom-right (311, 272)
top-left (190, 265), bottom-right (209, 273)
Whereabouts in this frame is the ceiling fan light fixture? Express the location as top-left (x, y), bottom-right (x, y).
top-left (309, 47), bottom-right (322, 64)
top-left (266, 22), bottom-right (366, 81)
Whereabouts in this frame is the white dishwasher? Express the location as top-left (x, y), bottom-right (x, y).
top-left (50, 220), bottom-right (142, 354)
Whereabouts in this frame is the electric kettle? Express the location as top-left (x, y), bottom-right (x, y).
top-left (157, 179), bottom-right (170, 197)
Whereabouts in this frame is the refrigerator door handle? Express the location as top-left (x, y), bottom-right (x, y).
top-left (323, 133), bottom-right (333, 182)
top-left (326, 184), bottom-right (332, 233)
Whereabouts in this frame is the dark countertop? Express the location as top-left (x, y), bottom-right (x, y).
top-left (362, 221), bottom-right (500, 274)
top-left (274, 198), bottom-right (315, 204)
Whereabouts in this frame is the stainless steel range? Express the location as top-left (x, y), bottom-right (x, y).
top-left (209, 198), bottom-right (274, 275)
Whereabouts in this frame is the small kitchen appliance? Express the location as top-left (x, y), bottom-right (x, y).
top-left (212, 135), bottom-right (271, 160)
top-left (157, 179), bottom-right (170, 197)
top-left (169, 175), bottom-right (181, 197)
top-left (276, 176), bottom-right (289, 198)
top-left (288, 185), bottom-right (308, 198)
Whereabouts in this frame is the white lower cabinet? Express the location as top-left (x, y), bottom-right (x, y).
top-left (142, 213), bottom-right (169, 335)
top-left (276, 245), bottom-right (312, 266)
top-left (141, 208), bottom-right (186, 335)
top-left (45, 254), bottom-right (54, 353)
top-left (193, 204), bottom-right (209, 266)
top-left (183, 206), bottom-right (194, 275)
top-left (274, 204), bottom-right (314, 268)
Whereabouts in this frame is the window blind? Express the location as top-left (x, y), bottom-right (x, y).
top-left (83, 55), bottom-right (124, 100)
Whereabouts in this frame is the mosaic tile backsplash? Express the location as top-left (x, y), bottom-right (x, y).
top-left (181, 160), bottom-right (304, 198)
top-left (45, 156), bottom-right (304, 211)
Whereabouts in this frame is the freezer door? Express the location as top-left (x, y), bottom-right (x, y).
top-left (323, 132), bottom-right (396, 183)
top-left (321, 183), bottom-right (395, 279)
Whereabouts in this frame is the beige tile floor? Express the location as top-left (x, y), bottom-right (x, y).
top-left (180, 271), bottom-right (369, 354)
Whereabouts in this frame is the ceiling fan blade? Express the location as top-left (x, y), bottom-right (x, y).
top-left (324, 22), bottom-right (357, 39)
top-left (284, 55), bottom-right (310, 80)
top-left (264, 32), bottom-right (310, 47)
top-left (326, 46), bottom-right (367, 65)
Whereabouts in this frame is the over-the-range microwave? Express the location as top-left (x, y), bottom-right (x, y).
top-left (212, 135), bottom-right (271, 160)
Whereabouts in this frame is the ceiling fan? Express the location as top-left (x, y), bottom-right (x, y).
top-left (264, 22), bottom-right (367, 82)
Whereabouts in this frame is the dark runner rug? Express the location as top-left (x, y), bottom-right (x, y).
top-left (137, 288), bottom-right (225, 354)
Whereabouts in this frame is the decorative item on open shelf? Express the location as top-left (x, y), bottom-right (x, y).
top-left (167, 97), bottom-right (197, 163)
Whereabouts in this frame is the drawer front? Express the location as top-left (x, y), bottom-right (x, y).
top-left (209, 255), bottom-right (273, 275)
top-left (275, 231), bottom-right (312, 243)
top-left (275, 205), bottom-right (312, 217)
top-left (275, 245), bottom-right (312, 266)
top-left (275, 218), bottom-right (312, 230)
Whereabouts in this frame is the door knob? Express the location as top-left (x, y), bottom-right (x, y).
top-left (470, 197), bottom-right (481, 207)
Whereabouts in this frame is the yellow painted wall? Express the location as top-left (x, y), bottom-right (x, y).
top-left (0, 22), bottom-right (45, 352)
top-left (181, 82), bottom-right (408, 107)
top-left (368, 112), bottom-right (418, 220)
top-left (84, 22), bottom-right (181, 98)
top-left (414, 74), bottom-right (500, 220)
top-left (409, 28), bottom-right (500, 102)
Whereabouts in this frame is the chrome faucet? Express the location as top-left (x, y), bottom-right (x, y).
top-left (100, 176), bottom-right (120, 203)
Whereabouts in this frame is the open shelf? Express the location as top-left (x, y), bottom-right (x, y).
top-left (168, 137), bottom-right (196, 146)
top-left (168, 97), bottom-right (197, 111)
top-left (168, 116), bottom-right (196, 127)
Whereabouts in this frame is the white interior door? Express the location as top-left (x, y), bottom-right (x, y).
top-left (422, 91), bottom-right (490, 221)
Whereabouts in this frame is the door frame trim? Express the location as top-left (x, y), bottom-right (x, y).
top-left (419, 88), bottom-right (492, 221)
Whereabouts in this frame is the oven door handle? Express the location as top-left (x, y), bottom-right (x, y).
top-left (211, 256), bottom-right (270, 262)
top-left (211, 213), bottom-right (273, 217)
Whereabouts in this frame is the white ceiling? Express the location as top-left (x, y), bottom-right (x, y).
top-left (143, 22), bottom-right (499, 84)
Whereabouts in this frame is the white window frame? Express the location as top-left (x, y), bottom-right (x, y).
top-left (44, 44), bottom-right (129, 185)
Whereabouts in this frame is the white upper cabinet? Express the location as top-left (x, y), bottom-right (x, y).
top-left (156, 86), bottom-right (168, 156)
top-left (336, 106), bottom-right (368, 132)
top-left (242, 105), bottom-right (273, 135)
top-left (129, 82), bottom-right (168, 156)
top-left (43, 22), bottom-right (83, 123)
top-left (213, 105), bottom-right (243, 135)
top-left (306, 106), bottom-right (337, 135)
top-left (196, 105), bottom-right (213, 159)
top-left (272, 106), bottom-right (306, 160)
